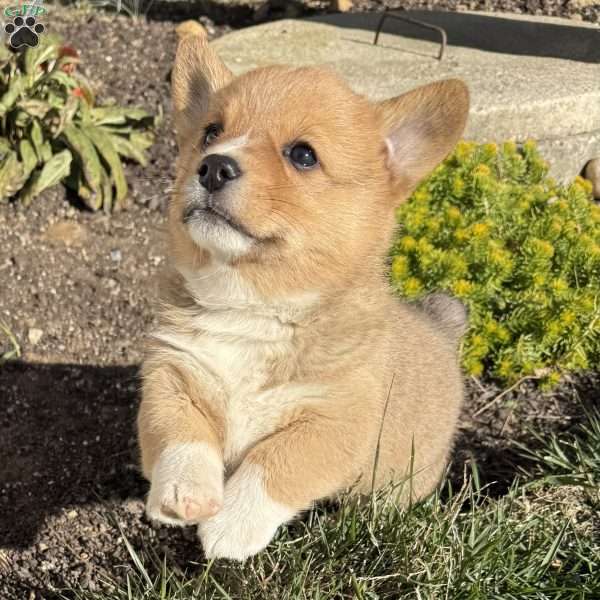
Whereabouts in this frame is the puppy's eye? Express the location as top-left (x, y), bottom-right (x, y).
top-left (287, 143), bottom-right (318, 170)
top-left (203, 123), bottom-right (222, 146)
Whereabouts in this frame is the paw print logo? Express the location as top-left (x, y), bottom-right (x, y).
top-left (4, 16), bottom-right (45, 49)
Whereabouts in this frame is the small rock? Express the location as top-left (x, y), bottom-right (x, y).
top-left (584, 158), bottom-right (600, 199)
top-left (28, 328), bottom-right (43, 346)
top-left (569, 0), bottom-right (597, 7)
top-left (148, 195), bottom-right (165, 212)
top-left (332, 0), bottom-right (353, 11)
top-left (110, 249), bottom-right (122, 262)
top-left (66, 510), bottom-right (78, 519)
top-left (176, 20), bottom-right (207, 40)
top-left (44, 221), bottom-right (88, 246)
top-left (123, 499), bottom-right (144, 515)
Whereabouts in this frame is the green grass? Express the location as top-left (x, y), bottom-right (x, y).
top-left (69, 412), bottom-right (600, 600)
top-left (0, 321), bottom-right (20, 363)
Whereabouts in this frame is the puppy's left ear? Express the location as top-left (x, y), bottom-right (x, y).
top-left (172, 33), bottom-right (233, 148)
top-left (376, 79), bottom-right (469, 195)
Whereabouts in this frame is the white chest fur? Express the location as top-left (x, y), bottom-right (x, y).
top-left (153, 264), bottom-right (322, 465)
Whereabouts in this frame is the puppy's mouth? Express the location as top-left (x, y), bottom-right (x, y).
top-left (183, 199), bottom-right (256, 240)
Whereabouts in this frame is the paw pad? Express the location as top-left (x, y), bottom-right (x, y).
top-left (148, 483), bottom-right (223, 526)
top-left (4, 16), bottom-right (45, 49)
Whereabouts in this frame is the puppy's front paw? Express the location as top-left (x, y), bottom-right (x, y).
top-left (198, 464), bottom-right (296, 561)
top-left (146, 443), bottom-right (224, 526)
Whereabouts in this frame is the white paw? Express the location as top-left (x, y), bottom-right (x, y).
top-left (198, 463), bottom-right (296, 561)
top-left (146, 442), bottom-right (224, 526)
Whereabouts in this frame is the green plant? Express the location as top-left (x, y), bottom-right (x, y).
top-left (518, 408), bottom-right (600, 492)
top-left (391, 141), bottom-right (600, 386)
top-left (68, 413), bottom-right (600, 599)
top-left (0, 320), bottom-right (20, 362)
top-left (0, 35), bottom-right (157, 211)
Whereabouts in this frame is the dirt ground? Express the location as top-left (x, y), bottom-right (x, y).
top-left (352, 0), bottom-right (600, 24)
top-left (146, 0), bottom-right (600, 24)
top-left (0, 5), bottom-right (598, 599)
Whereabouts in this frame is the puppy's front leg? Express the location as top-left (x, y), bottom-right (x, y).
top-left (138, 361), bottom-right (224, 527)
top-left (198, 401), bottom-right (372, 560)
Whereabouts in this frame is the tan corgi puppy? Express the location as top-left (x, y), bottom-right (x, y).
top-left (137, 31), bottom-right (469, 561)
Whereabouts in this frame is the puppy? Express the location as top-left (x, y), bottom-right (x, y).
top-left (137, 32), bottom-right (469, 561)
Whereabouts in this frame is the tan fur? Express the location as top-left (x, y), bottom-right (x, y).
top-left (175, 20), bottom-right (207, 41)
top-left (138, 33), bottom-right (470, 558)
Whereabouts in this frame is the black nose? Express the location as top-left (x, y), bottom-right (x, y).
top-left (198, 154), bottom-right (242, 193)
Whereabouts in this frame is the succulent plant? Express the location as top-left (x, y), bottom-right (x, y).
top-left (392, 141), bottom-right (600, 387)
top-left (0, 34), bottom-right (157, 211)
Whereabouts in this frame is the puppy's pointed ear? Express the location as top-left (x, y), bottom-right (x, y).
top-left (376, 79), bottom-right (469, 194)
top-left (172, 34), bottom-right (233, 147)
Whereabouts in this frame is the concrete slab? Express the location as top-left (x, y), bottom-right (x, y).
top-left (210, 11), bottom-right (600, 181)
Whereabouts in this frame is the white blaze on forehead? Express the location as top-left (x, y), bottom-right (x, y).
top-left (207, 135), bottom-right (249, 157)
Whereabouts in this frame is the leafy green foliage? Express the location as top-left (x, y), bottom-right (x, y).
top-left (391, 141), bottom-right (600, 386)
top-left (0, 35), bottom-right (157, 210)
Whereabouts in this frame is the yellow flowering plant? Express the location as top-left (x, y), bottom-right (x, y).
top-left (391, 141), bottom-right (600, 387)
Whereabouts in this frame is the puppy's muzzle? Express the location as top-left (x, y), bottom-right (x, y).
top-left (198, 154), bottom-right (242, 193)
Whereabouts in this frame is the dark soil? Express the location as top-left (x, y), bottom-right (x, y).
top-left (142, 0), bottom-right (600, 25)
top-left (351, 0), bottom-right (600, 24)
top-left (0, 4), bottom-right (598, 600)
